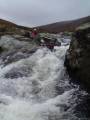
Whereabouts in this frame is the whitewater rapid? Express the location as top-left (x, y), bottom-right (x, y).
top-left (0, 36), bottom-right (88, 120)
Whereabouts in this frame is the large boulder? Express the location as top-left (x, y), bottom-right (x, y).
top-left (65, 23), bottom-right (90, 90)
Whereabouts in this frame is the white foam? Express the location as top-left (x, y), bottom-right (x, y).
top-left (0, 90), bottom-right (74, 120)
top-left (0, 41), bottom-right (84, 120)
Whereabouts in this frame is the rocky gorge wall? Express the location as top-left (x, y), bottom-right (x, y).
top-left (65, 24), bottom-right (90, 90)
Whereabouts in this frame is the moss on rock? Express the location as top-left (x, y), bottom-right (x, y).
top-left (65, 24), bottom-right (90, 90)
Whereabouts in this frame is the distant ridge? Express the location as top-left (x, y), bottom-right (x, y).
top-left (0, 19), bottom-right (16, 27)
top-left (0, 16), bottom-right (90, 33)
top-left (36, 16), bottom-right (90, 33)
top-left (0, 19), bottom-right (32, 32)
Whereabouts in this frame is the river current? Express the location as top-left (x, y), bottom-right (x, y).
top-left (0, 35), bottom-right (89, 120)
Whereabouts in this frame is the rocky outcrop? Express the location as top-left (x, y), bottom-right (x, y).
top-left (0, 35), bottom-right (38, 66)
top-left (65, 24), bottom-right (90, 90)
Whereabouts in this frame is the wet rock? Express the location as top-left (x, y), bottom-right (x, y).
top-left (23, 31), bottom-right (31, 38)
top-left (1, 47), bottom-right (38, 66)
top-left (0, 46), bottom-right (4, 53)
top-left (0, 35), bottom-right (38, 65)
top-left (65, 24), bottom-right (90, 90)
top-left (1, 50), bottom-right (29, 66)
top-left (5, 66), bottom-right (32, 79)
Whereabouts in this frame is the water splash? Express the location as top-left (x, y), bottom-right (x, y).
top-left (0, 37), bottom-right (88, 120)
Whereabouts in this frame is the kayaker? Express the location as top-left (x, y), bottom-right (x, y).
top-left (31, 28), bottom-right (38, 39)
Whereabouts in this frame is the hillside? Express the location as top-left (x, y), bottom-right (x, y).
top-left (0, 19), bottom-right (32, 34)
top-left (37, 16), bottom-right (90, 33)
top-left (0, 16), bottom-right (90, 34)
top-left (0, 19), bottom-right (16, 27)
top-left (0, 19), bottom-right (17, 32)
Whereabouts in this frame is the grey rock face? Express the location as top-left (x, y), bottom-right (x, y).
top-left (65, 24), bottom-right (90, 89)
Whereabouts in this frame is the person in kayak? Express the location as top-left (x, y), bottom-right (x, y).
top-left (31, 28), bottom-right (38, 39)
top-left (30, 28), bottom-right (41, 45)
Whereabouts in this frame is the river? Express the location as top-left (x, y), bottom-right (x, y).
top-left (0, 35), bottom-right (89, 120)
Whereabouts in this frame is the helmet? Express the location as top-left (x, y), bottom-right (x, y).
top-left (33, 28), bottom-right (37, 31)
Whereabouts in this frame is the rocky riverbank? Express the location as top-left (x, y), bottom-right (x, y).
top-left (0, 35), bottom-right (39, 66)
top-left (65, 23), bottom-right (90, 91)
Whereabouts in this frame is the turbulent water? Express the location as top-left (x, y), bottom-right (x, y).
top-left (0, 35), bottom-right (89, 120)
